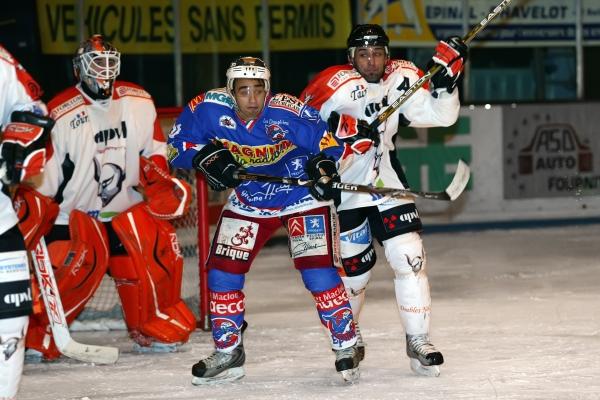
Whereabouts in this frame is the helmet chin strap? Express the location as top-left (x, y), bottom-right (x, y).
top-left (80, 78), bottom-right (113, 101)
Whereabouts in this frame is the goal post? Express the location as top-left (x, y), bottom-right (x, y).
top-left (73, 107), bottom-right (213, 331)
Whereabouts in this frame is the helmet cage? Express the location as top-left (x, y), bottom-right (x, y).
top-left (73, 35), bottom-right (121, 100)
top-left (226, 57), bottom-right (271, 96)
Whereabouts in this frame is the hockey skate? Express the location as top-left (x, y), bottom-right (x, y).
top-left (191, 345), bottom-right (246, 385)
top-left (335, 344), bottom-right (361, 383)
top-left (406, 334), bottom-right (444, 377)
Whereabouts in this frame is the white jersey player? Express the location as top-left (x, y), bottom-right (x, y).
top-left (0, 44), bottom-right (52, 400)
top-left (26, 35), bottom-right (196, 361)
top-left (300, 24), bottom-right (468, 376)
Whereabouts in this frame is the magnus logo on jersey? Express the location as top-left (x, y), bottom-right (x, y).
top-left (69, 110), bottom-right (89, 129)
top-left (94, 121), bottom-right (127, 146)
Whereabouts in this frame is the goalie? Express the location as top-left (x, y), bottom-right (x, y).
top-left (0, 43), bottom-right (52, 400)
top-left (24, 34), bottom-right (196, 361)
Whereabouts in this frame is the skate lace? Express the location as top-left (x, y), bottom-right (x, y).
top-left (407, 334), bottom-right (437, 356)
top-left (202, 350), bottom-right (233, 368)
top-left (335, 346), bottom-right (357, 361)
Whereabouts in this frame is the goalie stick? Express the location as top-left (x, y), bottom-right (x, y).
top-left (369, 0), bottom-right (513, 129)
top-left (30, 237), bottom-right (119, 364)
top-left (234, 159), bottom-right (470, 201)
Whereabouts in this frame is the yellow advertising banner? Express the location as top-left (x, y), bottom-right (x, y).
top-left (37, 0), bottom-right (351, 54)
top-left (358, 0), bottom-right (436, 45)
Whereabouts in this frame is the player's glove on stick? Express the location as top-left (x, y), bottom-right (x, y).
top-left (429, 36), bottom-right (469, 93)
top-left (328, 111), bottom-right (379, 154)
top-left (305, 152), bottom-right (340, 203)
top-left (0, 111), bottom-right (54, 185)
top-left (192, 140), bottom-right (243, 191)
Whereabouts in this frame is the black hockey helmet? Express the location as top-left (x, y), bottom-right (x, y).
top-left (347, 24), bottom-right (390, 50)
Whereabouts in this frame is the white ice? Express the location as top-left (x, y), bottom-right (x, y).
top-left (18, 224), bottom-right (600, 400)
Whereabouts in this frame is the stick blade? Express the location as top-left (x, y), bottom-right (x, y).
top-left (61, 340), bottom-right (119, 364)
top-left (445, 159), bottom-right (471, 201)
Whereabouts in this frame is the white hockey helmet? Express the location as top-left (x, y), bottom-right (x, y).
top-left (226, 57), bottom-right (270, 95)
top-left (73, 34), bottom-right (121, 100)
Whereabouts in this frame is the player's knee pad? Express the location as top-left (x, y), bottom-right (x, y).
top-left (339, 219), bottom-right (377, 277)
top-left (110, 203), bottom-right (195, 346)
top-left (26, 210), bottom-right (110, 360)
top-left (13, 185), bottom-right (59, 249)
top-left (383, 232), bottom-right (431, 335)
top-left (341, 271), bottom-right (372, 318)
top-left (0, 315), bottom-right (28, 399)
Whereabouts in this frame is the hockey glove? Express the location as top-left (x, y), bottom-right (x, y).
top-left (327, 111), bottom-right (379, 155)
top-left (0, 111), bottom-right (54, 185)
top-left (429, 36), bottom-right (469, 93)
top-left (192, 140), bottom-right (243, 191)
top-left (139, 156), bottom-right (192, 219)
top-left (305, 152), bottom-right (340, 203)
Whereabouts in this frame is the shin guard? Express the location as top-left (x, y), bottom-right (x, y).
top-left (110, 204), bottom-right (195, 347)
top-left (0, 316), bottom-right (28, 400)
top-left (26, 210), bottom-right (109, 360)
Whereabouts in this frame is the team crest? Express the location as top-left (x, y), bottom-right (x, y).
top-left (322, 308), bottom-right (356, 343)
top-left (219, 115), bottom-right (237, 129)
top-left (212, 318), bottom-right (241, 349)
top-left (266, 123), bottom-right (288, 142)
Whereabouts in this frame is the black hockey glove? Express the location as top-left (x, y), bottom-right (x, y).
top-left (428, 36), bottom-right (469, 94)
top-left (192, 140), bottom-right (243, 191)
top-left (305, 152), bottom-right (340, 203)
top-left (327, 111), bottom-right (379, 154)
top-left (0, 111), bottom-right (54, 185)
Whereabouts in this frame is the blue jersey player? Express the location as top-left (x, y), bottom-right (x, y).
top-left (168, 57), bottom-right (361, 384)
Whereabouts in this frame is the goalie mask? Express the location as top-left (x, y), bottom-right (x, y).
top-left (73, 34), bottom-right (121, 100)
top-left (226, 57), bottom-right (271, 97)
top-left (347, 24), bottom-right (390, 58)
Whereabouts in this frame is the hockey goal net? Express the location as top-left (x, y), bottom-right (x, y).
top-left (73, 107), bottom-right (214, 331)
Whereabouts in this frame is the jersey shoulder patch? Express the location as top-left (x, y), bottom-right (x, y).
top-left (114, 81), bottom-right (152, 100)
top-left (201, 88), bottom-right (235, 110)
top-left (49, 87), bottom-right (86, 120)
top-left (324, 65), bottom-right (360, 90)
top-left (269, 93), bottom-right (304, 115)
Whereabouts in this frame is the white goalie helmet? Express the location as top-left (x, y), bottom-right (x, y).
top-left (226, 57), bottom-right (270, 95)
top-left (73, 34), bottom-right (121, 100)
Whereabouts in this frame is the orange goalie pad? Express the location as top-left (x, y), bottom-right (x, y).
top-left (138, 156), bottom-right (191, 220)
top-left (13, 185), bottom-right (59, 250)
top-left (110, 203), bottom-right (196, 345)
top-left (26, 210), bottom-right (110, 360)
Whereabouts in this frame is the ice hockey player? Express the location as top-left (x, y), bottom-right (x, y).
top-left (0, 43), bottom-right (53, 400)
top-left (24, 34), bottom-right (196, 361)
top-left (300, 24), bottom-right (468, 376)
top-left (168, 56), bottom-right (361, 384)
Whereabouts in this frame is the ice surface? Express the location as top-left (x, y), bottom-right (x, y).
top-left (18, 224), bottom-right (600, 400)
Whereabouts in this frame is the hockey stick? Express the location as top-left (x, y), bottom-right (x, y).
top-left (234, 159), bottom-right (470, 201)
top-left (30, 237), bottom-right (119, 364)
top-left (369, 0), bottom-right (513, 129)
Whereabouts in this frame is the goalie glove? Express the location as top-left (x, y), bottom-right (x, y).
top-left (429, 36), bottom-right (469, 94)
top-left (139, 156), bottom-right (191, 220)
top-left (0, 111), bottom-right (54, 185)
top-left (191, 140), bottom-right (243, 192)
top-left (304, 152), bottom-right (340, 203)
top-left (328, 111), bottom-right (379, 154)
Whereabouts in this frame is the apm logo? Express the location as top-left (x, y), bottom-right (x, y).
top-left (518, 123), bottom-right (592, 175)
